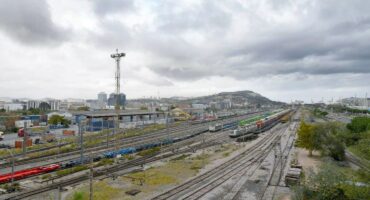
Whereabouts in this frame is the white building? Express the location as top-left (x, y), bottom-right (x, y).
top-left (192, 103), bottom-right (208, 109)
top-left (48, 100), bottom-right (61, 110)
top-left (4, 103), bottom-right (24, 111)
top-left (27, 100), bottom-right (41, 109)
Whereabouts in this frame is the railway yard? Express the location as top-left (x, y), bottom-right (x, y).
top-left (2, 107), bottom-right (367, 200)
top-left (0, 108), bottom-right (304, 200)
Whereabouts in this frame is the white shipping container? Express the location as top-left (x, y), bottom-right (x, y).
top-left (15, 120), bottom-right (32, 128)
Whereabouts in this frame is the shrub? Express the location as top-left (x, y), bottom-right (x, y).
top-left (347, 117), bottom-right (370, 133)
top-left (137, 147), bottom-right (160, 157)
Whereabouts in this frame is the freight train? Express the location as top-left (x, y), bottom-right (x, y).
top-left (229, 109), bottom-right (291, 138)
top-left (0, 112), bottom-right (270, 185)
top-left (0, 164), bottom-right (60, 184)
top-left (0, 127), bottom-right (208, 184)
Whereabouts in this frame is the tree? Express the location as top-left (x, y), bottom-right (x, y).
top-left (0, 108), bottom-right (6, 112)
top-left (140, 106), bottom-right (148, 110)
top-left (347, 117), bottom-right (370, 133)
top-left (294, 162), bottom-right (347, 200)
top-left (297, 121), bottom-right (321, 156)
top-left (48, 115), bottom-right (71, 127)
top-left (4, 116), bottom-right (19, 133)
top-left (77, 106), bottom-right (89, 111)
top-left (314, 123), bottom-right (345, 161)
top-left (28, 108), bottom-right (41, 115)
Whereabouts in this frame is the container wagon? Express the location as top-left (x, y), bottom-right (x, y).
top-left (209, 123), bottom-right (223, 132)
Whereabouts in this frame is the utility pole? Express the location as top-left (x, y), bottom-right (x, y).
top-left (89, 154), bottom-right (94, 200)
top-left (111, 49), bottom-right (125, 153)
top-left (23, 121), bottom-right (27, 155)
top-left (6, 148), bottom-right (15, 184)
top-left (167, 105), bottom-right (170, 142)
top-left (106, 119), bottom-right (109, 148)
top-left (79, 121), bottom-right (84, 163)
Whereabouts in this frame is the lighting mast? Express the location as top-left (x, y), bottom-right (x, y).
top-left (111, 49), bottom-right (125, 152)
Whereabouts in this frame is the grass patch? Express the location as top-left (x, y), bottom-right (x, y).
top-left (223, 152), bottom-right (230, 157)
top-left (56, 165), bottom-right (88, 177)
top-left (171, 154), bottom-right (191, 161)
top-left (41, 174), bottom-right (52, 180)
top-left (137, 147), bottom-right (160, 157)
top-left (129, 170), bottom-right (176, 186)
top-left (123, 154), bottom-right (135, 160)
top-left (95, 158), bottom-right (114, 167)
top-left (68, 181), bottom-right (121, 200)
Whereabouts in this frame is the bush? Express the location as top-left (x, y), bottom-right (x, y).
top-left (73, 191), bottom-right (84, 200)
top-left (56, 165), bottom-right (88, 177)
top-left (137, 147), bottom-right (160, 157)
top-left (347, 117), bottom-right (370, 133)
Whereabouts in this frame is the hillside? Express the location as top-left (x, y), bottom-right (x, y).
top-left (181, 90), bottom-right (284, 106)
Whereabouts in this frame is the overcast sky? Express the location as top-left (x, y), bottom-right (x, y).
top-left (0, 0), bottom-right (369, 103)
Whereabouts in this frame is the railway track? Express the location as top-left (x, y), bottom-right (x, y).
top-left (151, 124), bottom-right (290, 200)
top-left (257, 121), bottom-right (298, 200)
top-left (0, 113), bottom-right (256, 172)
top-left (345, 150), bottom-right (370, 172)
top-left (1, 111), bottom-right (261, 162)
top-left (2, 130), bottom-right (229, 200)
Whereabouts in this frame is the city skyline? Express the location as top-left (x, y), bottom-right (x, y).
top-left (0, 0), bottom-right (369, 103)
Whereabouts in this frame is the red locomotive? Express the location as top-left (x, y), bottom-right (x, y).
top-left (0, 164), bottom-right (60, 184)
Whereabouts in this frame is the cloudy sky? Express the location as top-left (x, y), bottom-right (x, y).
top-left (0, 0), bottom-right (369, 103)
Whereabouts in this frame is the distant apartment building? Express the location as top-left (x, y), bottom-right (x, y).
top-left (0, 101), bottom-right (5, 110)
top-left (27, 100), bottom-right (41, 109)
top-left (59, 101), bottom-right (69, 111)
top-left (108, 93), bottom-right (126, 107)
top-left (192, 103), bottom-right (208, 109)
top-left (98, 92), bottom-right (107, 103)
top-left (48, 100), bottom-right (61, 110)
top-left (3, 103), bottom-right (24, 111)
top-left (86, 99), bottom-right (100, 110)
top-left (96, 92), bottom-right (107, 109)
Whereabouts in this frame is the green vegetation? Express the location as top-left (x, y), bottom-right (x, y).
top-left (0, 183), bottom-right (21, 192)
top-left (69, 181), bottom-right (121, 200)
top-left (297, 121), bottom-right (345, 160)
top-left (171, 154), bottom-right (191, 161)
top-left (312, 108), bottom-right (328, 117)
top-left (77, 106), bottom-right (89, 111)
top-left (327, 104), bottom-right (370, 114)
top-left (48, 115), bottom-right (71, 127)
top-left (296, 121), bottom-right (321, 156)
top-left (56, 165), bottom-right (88, 177)
top-left (293, 162), bottom-right (370, 200)
top-left (340, 116), bottom-right (370, 162)
top-left (41, 174), bottom-right (52, 180)
top-left (346, 117), bottom-right (370, 133)
top-left (294, 115), bottom-right (370, 199)
top-left (137, 146), bottom-right (160, 157)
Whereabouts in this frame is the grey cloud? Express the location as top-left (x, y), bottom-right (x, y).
top-left (0, 0), bottom-right (69, 46)
top-left (156, 1), bottom-right (231, 34)
top-left (150, 65), bottom-right (210, 81)
top-left (92, 0), bottom-right (134, 16)
top-left (91, 19), bottom-right (131, 49)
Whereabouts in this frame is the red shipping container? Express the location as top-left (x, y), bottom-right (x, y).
top-left (15, 139), bottom-right (32, 148)
top-left (63, 130), bottom-right (75, 136)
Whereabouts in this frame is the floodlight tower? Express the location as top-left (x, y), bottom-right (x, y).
top-left (111, 49), bottom-right (125, 152)
top-left (111, 49), bottom-right (126, 110)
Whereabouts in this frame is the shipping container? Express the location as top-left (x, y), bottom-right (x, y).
top-left (15, 139), bottom-right (32, 148)
top-left (63, 130), bottom-right (75, 136)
